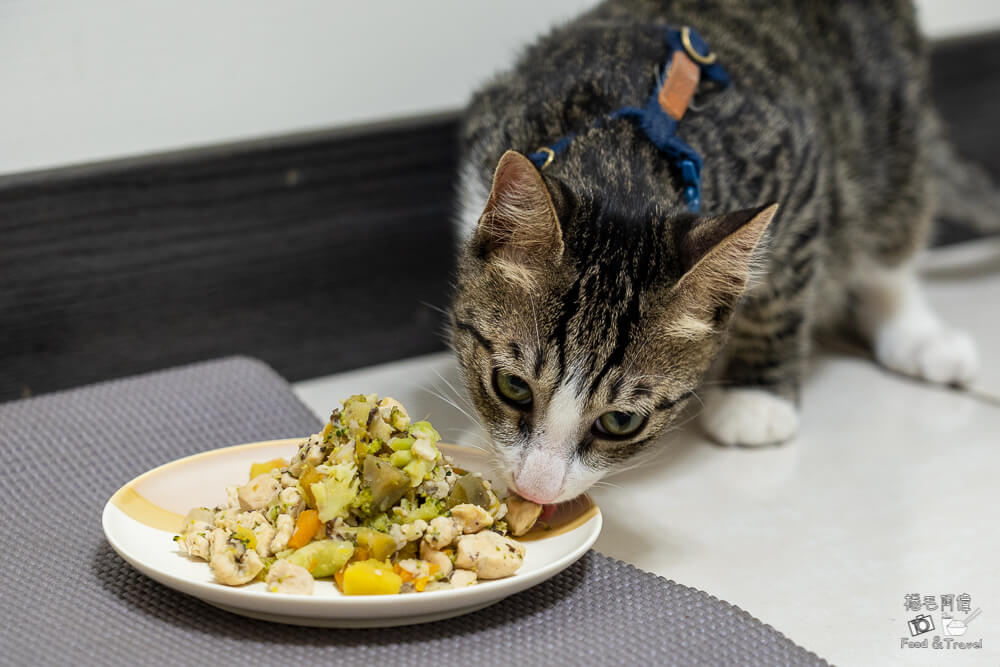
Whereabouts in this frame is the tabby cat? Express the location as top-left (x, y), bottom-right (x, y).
top-left (451, 0), bottom-right (993, 504)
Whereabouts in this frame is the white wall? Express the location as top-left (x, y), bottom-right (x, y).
top-left (0, 0), bottom-right (997, 177)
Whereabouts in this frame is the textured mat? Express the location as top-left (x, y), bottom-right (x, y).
top-left (0, 357), bottom-right (828, 666)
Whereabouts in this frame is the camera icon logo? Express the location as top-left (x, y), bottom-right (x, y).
top-left (907, 614), bottom-right (935, 637)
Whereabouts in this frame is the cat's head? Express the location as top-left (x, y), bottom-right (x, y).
top-left (452, 150), bottom-right (776, 503)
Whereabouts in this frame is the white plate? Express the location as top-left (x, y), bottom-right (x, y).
top-left (102, 438), bottom-right (602, 628)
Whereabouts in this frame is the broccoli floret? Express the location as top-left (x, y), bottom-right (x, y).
top-left (361, 437), bottom-right (382, 458)
top-left (365, 513), bottom-right (393, 533)
top-left (351, 486), bottom-right (375, 517)
top-left (392, 497), bottom-right (446, 524)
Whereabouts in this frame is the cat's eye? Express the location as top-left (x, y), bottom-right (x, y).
top-left (593, 411), bottom-right (646, 438)
top-left (493, 370), bottom-right (533, 408)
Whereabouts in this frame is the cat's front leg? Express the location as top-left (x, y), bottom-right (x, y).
top-left (700, 294), bottom-right (808, 447)
top-left (854, 263), bottom-right (978, 385)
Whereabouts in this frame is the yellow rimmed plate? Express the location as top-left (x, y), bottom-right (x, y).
top-left (102, 439), bottom-right (601, 627)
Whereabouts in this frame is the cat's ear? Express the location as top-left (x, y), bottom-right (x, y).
top-left (665, 203), bottom-right (778, 333)
top-left (474, 150), bottom-right (564, 273)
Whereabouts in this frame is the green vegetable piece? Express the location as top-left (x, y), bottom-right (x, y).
top-left (389, 406), bottom-right (410, 431)
top-left (407, 421), bottom-right (441, 444)
top-left (284, 539), bottom-right (354, 578)
top-left (311, 463), bottom-right (360, 522)
top-left (341, 394), bottom-right (377, 436)
top-left (365, 513), bottom-right (392, 533)
top-left (362, 455), bottom-right (410, 512)
top-left (388, 436), bottom-right (414, 452)
top-left (389, 450), bottom-right (412, 468)
top-left (403, 458), bottom-right (431, 487)
top-left (410, 497), bottom-right (445, 523)
top-left (356, 528), bottom-right (397, 561)
top-left (394, 497), bottom-right (446, 524)
top-left (395, 540), bottom-right (418, 561)
top-left (447, 473), bottom-right (493, 510)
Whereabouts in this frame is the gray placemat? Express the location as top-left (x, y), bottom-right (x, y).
top-left (0, 356), bottom-right (828, 666)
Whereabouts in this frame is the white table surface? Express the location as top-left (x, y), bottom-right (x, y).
top-left (294, 240), bottom-right (1000, 666)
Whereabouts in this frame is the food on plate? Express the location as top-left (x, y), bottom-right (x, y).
top-left (175, 394), bottom-right (543, 595)
top-left (505, 495), bottom-right (545, 537)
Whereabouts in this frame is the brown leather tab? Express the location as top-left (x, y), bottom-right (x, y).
top-left (658, 51), bottom-right (701, 121)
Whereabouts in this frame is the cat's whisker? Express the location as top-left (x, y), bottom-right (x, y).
top-left (415, 385), bottom-right (483, 431)
top-left (610, 450), bottom-right (668, 477)
top-left (419, 300), bottom-right (452, 318)
top-left (440, 430), bottom-right (494, 452)
top-left (430, 368), bottom-right (479, 416)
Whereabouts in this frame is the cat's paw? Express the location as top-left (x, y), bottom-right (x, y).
top-left (874, 324), bottom-right (978, 385)
top-left (701, 388), bottom-right (799, 447)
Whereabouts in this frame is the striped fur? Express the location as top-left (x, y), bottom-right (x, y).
top-left (450, 0), bottom-right (988, 500)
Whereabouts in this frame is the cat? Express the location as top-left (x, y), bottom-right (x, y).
top-left (450, 0), bottom-right (996, 505)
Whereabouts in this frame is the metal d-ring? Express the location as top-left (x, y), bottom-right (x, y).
top-left (681, 26), bottom-right (718, 66)
top-left (535, 147), bottom-right (556, 170)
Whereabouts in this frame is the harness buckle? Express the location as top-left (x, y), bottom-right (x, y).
top-left (533, 147), bottom-right (556, 170)
top-left (681, 26), bottom-right (718, 66)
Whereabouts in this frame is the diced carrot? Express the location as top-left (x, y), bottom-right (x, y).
top-left (392, 563), bottom-right (415, 583)
top-left (427, 563), bottom-right (439, 575)
top-left (414, 577), bottom-right (430, 592)
top-left (288, 509), bottom-right (322, 549)
top-left (334, 567), bottom-right (346, 592)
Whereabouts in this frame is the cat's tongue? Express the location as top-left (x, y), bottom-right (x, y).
top-left (539, 504), bottom-right (559, 522)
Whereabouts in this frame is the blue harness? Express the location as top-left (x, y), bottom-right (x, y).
top-left (527, 26), bottom-right (730, 213)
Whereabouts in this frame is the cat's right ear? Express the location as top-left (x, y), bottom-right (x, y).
top-left (663, 203), bottom-right (778, 334)
top-left (473, 151), bottom-right (564, 275)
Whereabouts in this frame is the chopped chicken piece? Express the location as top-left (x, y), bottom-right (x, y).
top-left (423, 516), bottom-right (460, 549)
top-left (236, 510), bottom-right (276, 557)
top-left (455, 531), bottom-right (524, 579)
top-left (266, 560), bottom-right (314, 595)
top-left (505, 495), bottom-right (543, 536)
top-left (419, 542), bottom-right (453, 578)
top-left (412, 438), bottom-right (436, 462)
top-left (389, 519), bottom-right (428, 550)
top-left (270, 513), bottom-right (295, 553)
top-left (277, 486), bottom-right (305, 518)
top-left (450, 569), bottom-right (478, 588)
top-left (177, 520), bottom-right (213, 560)
top-left (450, 503), bottom-right (494, 534)
top-left (238, 474), bottom-right (281, 511)
top-left (209, 528), bottom-right (264, 585)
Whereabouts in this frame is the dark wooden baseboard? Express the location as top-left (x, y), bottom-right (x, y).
top-left (1, 116), bottom-right (460, 401)
top-left (2, 33), bottom-right (998, 402)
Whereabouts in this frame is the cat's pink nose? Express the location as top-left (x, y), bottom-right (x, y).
top-left (511, 486), bottom-right (553, 505)
top-left (512, 448), bottom-right (565, 504)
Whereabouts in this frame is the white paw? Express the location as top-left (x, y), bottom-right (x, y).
top-left (875, 325), bottom-right (978, 385)
top-left (700, 389), bottom-right (799, 447)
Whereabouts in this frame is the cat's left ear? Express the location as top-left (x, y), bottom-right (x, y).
top-left (473, 150), bottom-right (564, 271)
